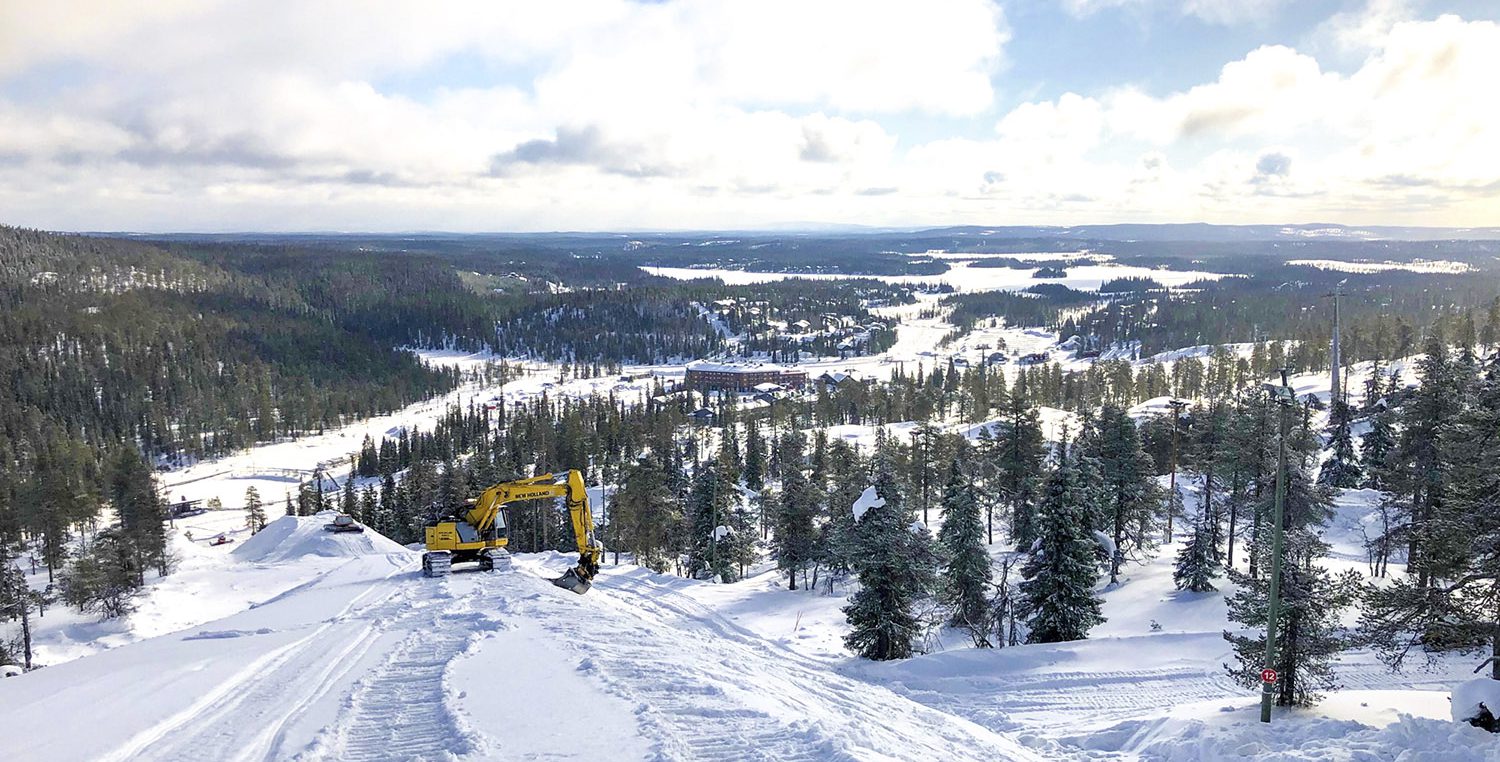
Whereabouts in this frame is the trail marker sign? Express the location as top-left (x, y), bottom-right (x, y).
top-left (1260, 668), bottom-right (1279, 684)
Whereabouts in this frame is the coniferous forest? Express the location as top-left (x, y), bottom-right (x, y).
top-left (3, 223), bottom-right (1500, 715)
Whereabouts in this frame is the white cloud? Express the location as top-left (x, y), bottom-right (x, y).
top-left (0, 2), bottom-right (1495, 230)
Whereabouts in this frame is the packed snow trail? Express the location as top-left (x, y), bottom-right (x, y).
top-left (96, 558), bottom-right (488, 762)
top-left (302, 605), bottom-right (494, 762)
top-left (497, 556), bottom-right (1056, 761)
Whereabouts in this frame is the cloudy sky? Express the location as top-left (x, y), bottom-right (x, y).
top-left (2, 0), bottom-right (1497, 232)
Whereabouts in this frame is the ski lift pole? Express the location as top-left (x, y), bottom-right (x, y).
top-left (1260, 369), bottom-right (1293, 723)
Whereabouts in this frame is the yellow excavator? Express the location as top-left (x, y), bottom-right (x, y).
top-left (421, 469), bottom-right (603, 594)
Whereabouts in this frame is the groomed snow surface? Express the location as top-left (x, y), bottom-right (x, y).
top-left (6, 492), bottom-right (1498, 761)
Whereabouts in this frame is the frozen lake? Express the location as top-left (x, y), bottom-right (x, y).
top-left (642, 257), bottom-right (1226, 293)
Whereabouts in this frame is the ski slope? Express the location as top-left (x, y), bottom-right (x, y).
top-left (0, 538), bottom-right (1046, 761)
top-left (4, 495), bottom-right (1494, 760)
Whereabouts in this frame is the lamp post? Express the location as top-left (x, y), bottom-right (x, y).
top-left (1165, 398), bottom-right (1188, 543)
top-left (1259, 370), bottom-right (1294, 723)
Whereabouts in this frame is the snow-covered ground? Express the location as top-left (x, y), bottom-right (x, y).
top-left (6, 274), bottom-right (1494, 758)
top-left (6, 484), bottom-right (1491, 760)
top-left (1, 520), bottom-right (1048, 761)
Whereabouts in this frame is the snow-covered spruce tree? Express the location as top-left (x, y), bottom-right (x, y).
top-left (816, 438), bottom-right (866, 589)
top-left (1019, 451), bottom-right (1105, 644)
top-left (1317, 399), bottom-right (1362, 488)
top-left (1224, 407), bottom-right (1357, 707)
top-left (1173, 511), bottom-right (1219, 592)
top-left (1085, 404), bottom-right (1163, 584)
top-left (843, 470), bottom-right (922, 660)
top-left (686, 456), bottom-right (737, 582)
top-left (1359, 404), bottom-right (1396, 490)
top-left (1363, 353), bottom-right (1500, 675)
top-left (936, 450), bottom-right (993, 646)
top-left (991, 390), bottom-right (1045, 551)
top-left (771, 455), bottom-right (822, 590)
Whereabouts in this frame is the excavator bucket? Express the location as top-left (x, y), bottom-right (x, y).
top-left (551, 567), bottom-right (592, 595)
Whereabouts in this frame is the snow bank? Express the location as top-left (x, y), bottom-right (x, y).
top-left (1076, 711), bottom-right (1500, 761)
top-left (232, 512), bottom-right (406, 564)
top-left (1453, 678), bottom-right (1500, 724)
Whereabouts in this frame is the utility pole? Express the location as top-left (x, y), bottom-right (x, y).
top-left (1165, 398), bottom-right (1188, 543)
top-left (1260, 370), bottom-right (1294, 723)
top-left (1325, 283), bottom-right (1345, 408)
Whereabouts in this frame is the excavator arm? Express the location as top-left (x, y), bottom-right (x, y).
top-left (553, 469), bottom-right (603, 594)
top-left (457, 470), bottom-right (602, 594)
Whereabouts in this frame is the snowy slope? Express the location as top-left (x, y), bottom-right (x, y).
top-left (0, 553), bottom-right (1048, 761)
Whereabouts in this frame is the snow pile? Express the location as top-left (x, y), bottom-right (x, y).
top-left (1453, 678), bottom-right (1500, 724)
top-left (1072, 707), bottom-right (1500, 761)
top-left (852, 486), bottom-right (884, 520)
top-left (232, 512), bottom-right (406, 564)
top-left (2, 664), bottom-right (22, 678)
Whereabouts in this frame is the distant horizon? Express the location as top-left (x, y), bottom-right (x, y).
top-left (37, 220), bottom-right (1500, 240)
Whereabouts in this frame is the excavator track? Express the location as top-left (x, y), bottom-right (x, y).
top-left (421, 551), bottom-right (452, 578)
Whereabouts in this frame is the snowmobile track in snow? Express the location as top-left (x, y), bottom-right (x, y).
top-left (97, 560), bottom-right (482, 762)
top-left (311, 611), bottom-right (490, 762)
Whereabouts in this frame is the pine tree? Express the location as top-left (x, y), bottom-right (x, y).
top-left (1384, 336), bottom-right (1465, 587)
top-left (1087, 404), bottom-right (1162, 584)
top-left (843, 470), bottom-right (921, 660)
top-left (1363, 354), bottom-right (1500, 675)
top-left (340, 482), bottom-right (358, 521)
top-left (61, 529), bottom-right (141, 620)
top-left (816, 437), bottom-right (865, 587)
top-left (743, 423), bottom-right (767, 492)
top-left (109, 447), bottom-right (168, 581)
top-left (244, 486), bottom-right (267, 534)
top-left (0, 539), bottom-right (39, 669)
top-left (1019, 453), bottom-right (1105, 643)
top-left (936, 451), bottom-right (993, 646)
top-left (613, 457), bottom-right (682, 573)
